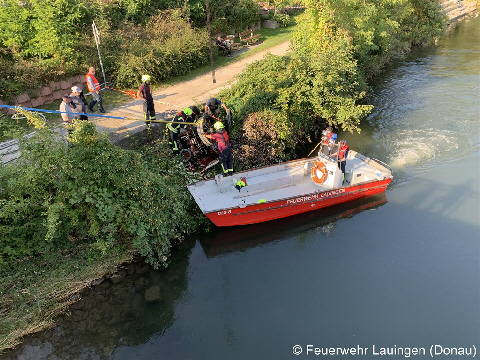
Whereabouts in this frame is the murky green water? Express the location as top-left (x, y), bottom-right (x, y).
top-left (5, 14), bottom-right (480, 360)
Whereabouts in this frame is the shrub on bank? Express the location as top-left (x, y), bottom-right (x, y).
top-left (0, 114), bottom-right (203, 270)
top-left (111, 11), bottom-right (209, 88)
top-left (221, 51), bottom-right (371, 161)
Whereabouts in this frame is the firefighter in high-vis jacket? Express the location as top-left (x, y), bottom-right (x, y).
top-left (205, 121), bottom-right (233, 176)
top-left (329, 139), bottom-right (350, 181)
top-left (167, 106), bottom-right (201, 155)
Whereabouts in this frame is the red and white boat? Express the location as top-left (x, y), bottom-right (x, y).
top-left (187, 150), bottom-right (393, 227)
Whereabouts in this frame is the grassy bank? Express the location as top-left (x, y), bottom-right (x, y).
top-left (0, 251), bottom-right (133, 351)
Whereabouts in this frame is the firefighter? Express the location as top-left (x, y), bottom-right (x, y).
top-left (167, 106), bottom-right (201, 155)
top-left (320, 126), bottom-right (337, 155)
top-left (329, 139), bottom-right (350, 181)
top-left (137, 75), bottom-right (156, 125)
top-left (205, 121), bottom-right (233, 176)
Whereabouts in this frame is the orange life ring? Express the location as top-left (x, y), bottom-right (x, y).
top-left (311, 161), bottom-right (328, 184)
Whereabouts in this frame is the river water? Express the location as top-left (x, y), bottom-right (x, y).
top-left (5, 15), bottom-right (480, 360)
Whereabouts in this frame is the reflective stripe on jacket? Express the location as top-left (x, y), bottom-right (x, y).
top-left (167, 112), bottom-right (191, 133)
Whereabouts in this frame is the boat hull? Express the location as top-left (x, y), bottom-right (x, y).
top-left (206, 178), bottom-right (392, 227)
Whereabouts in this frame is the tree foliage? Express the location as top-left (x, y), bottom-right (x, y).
top-left (219, 0), bottom-right (445, 161)
top-left (0, 0), bottom-right (260, 96)
top-left (109, 10), bottom-right (209, 88)
top-left (299, 0), bottom-right (446, 77)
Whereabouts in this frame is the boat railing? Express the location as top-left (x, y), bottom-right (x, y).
top-left (371, 158), bottom-right (393, 174)
top-left (349, 150), bottom-right (392, 175)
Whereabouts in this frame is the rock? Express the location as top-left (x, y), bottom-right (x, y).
top-left (136, 264), bottom-right (150, 275)
top-left (144, 286), bottom-right (161, 302)
top-left (91, 277), bottom-right (104, 286)
top-left (127, 264), bottom-right (135, 275)
top-left (40, 86), bottom-right (52, 96)
top-left (61, 80), bottom-right (73, 90)
top-left (52, 90), bottom-right (64, 101)
top-left (110, 271), bottom-right (126, 284)
top-left (134, 277), bottom-right (145, 288)
top-left (30, 97), bottom-right (45, 108)
top-left (14, 93), bottom-right (30, 104)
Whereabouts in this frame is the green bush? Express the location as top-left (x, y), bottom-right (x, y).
top-left (196, 0), bottom-right (260, 33)
top-left (298, 0), bottom-right (446, 78)
top-left (97, 10), bottom-right (210, 88)
top-left (265, 10), bottom-right (291, 27)
top-left (0, 112), bottom-right (203, 269)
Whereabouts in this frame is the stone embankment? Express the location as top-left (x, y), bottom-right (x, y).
top-left (0, 75), bottom-right (87, 112)
top-left (4, 257), bottom-right (185, 358)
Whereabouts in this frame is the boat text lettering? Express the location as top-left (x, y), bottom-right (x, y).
top-left (217, 210), bottom-right (232, 216)
top-left (321, 188), bottom-right (346, 198)
top-left (286, 194), bottom-right (319, 205)
top-left (286, 189), bottom-right (346, 205)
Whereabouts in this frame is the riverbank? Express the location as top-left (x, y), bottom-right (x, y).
top-left (443, 0), bottom-right (478, 23)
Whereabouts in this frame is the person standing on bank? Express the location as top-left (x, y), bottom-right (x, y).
top-left (85, 67), bottom-right (106, 113)
top-left (137, 75), bottom-right (156, 126)
top-left (70, 86), bottom-right (88, 121)
top-left (59, 95), bottom-right (75, 138)
top-left (328, 139), bottom-right (350, 182)
top-left (205, 121), bottom-right (233, 176)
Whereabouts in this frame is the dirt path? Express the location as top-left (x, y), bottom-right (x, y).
top-left (96, 41), bottom-right (291, 142)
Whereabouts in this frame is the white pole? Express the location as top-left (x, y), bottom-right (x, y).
top-left (92, 21), bottom-right (107, 88)
top-left (206, 0), bottom-right (216, 84)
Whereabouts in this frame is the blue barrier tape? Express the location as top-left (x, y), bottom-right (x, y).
top-left (0, 104), bottom-right (211, 126)
top-left (0, 104), bottom-right (126, 119)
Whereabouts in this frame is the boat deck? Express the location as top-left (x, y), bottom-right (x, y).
top-left (188, 152), bottom-right (392, 214)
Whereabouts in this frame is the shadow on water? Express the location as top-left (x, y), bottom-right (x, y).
top-left (3, 243), bottom-right (194, 360)
top-left (2, 193), bottom-right (387, 360)
top-left (200, 193), bottom-right (388, 258)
